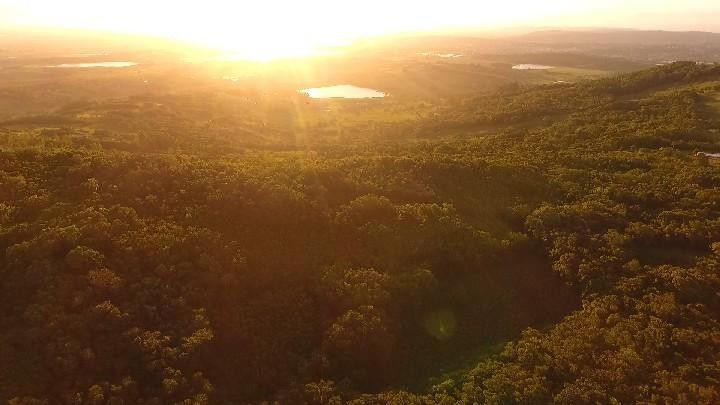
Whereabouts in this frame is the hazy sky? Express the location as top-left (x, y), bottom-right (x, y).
top-left (1, 0), bottom-right (719, 49)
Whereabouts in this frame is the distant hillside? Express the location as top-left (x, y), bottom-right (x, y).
top-left (520, 29), bottom-right (720, 45)
top-left (502, 29), bottom-right (720, 63)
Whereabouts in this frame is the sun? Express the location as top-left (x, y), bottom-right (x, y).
top-left (4, 0), bottom-right (360, 62)
top-left (191, 30), bottom-right (343, 62)
top-left (2, 0), bottom-right (671, 62)
top-left (0, 0), bottom-right (609, 62)
top-left (159, 6), bottom-right (351, 62)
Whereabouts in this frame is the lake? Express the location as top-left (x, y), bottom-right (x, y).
top-left (512, 64), bottom-right (554, 70)
top-left (49, 62), bottom-right (137, 68)
top-left (417, 52), bottom-right (462, 58)
top-left (300, 85), bottom-right (385, 99)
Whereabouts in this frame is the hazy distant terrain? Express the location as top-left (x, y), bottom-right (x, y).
top-left (4, 28), bottom-right (714, 117)
top-left (512, 29), bottom-right (720, 62)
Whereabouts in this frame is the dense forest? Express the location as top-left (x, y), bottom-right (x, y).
top-left (2, 62), bottom-right (720, 404)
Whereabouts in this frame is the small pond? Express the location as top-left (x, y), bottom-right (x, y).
top-left (300, 85), bottom-right (385, 99)
top-left (512, 64), bottom-right (553, 70)
top-left (48, 62), bottom-right (137, 68)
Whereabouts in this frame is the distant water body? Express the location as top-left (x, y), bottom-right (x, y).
top-left (417, 52), bottom-right (462, 58)
top-left (49, 62), bottom-right (137, 68)
top-left (512, 64), bottom-right (554, 70)
top-left (300, 85), bottom-right (385, 99)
